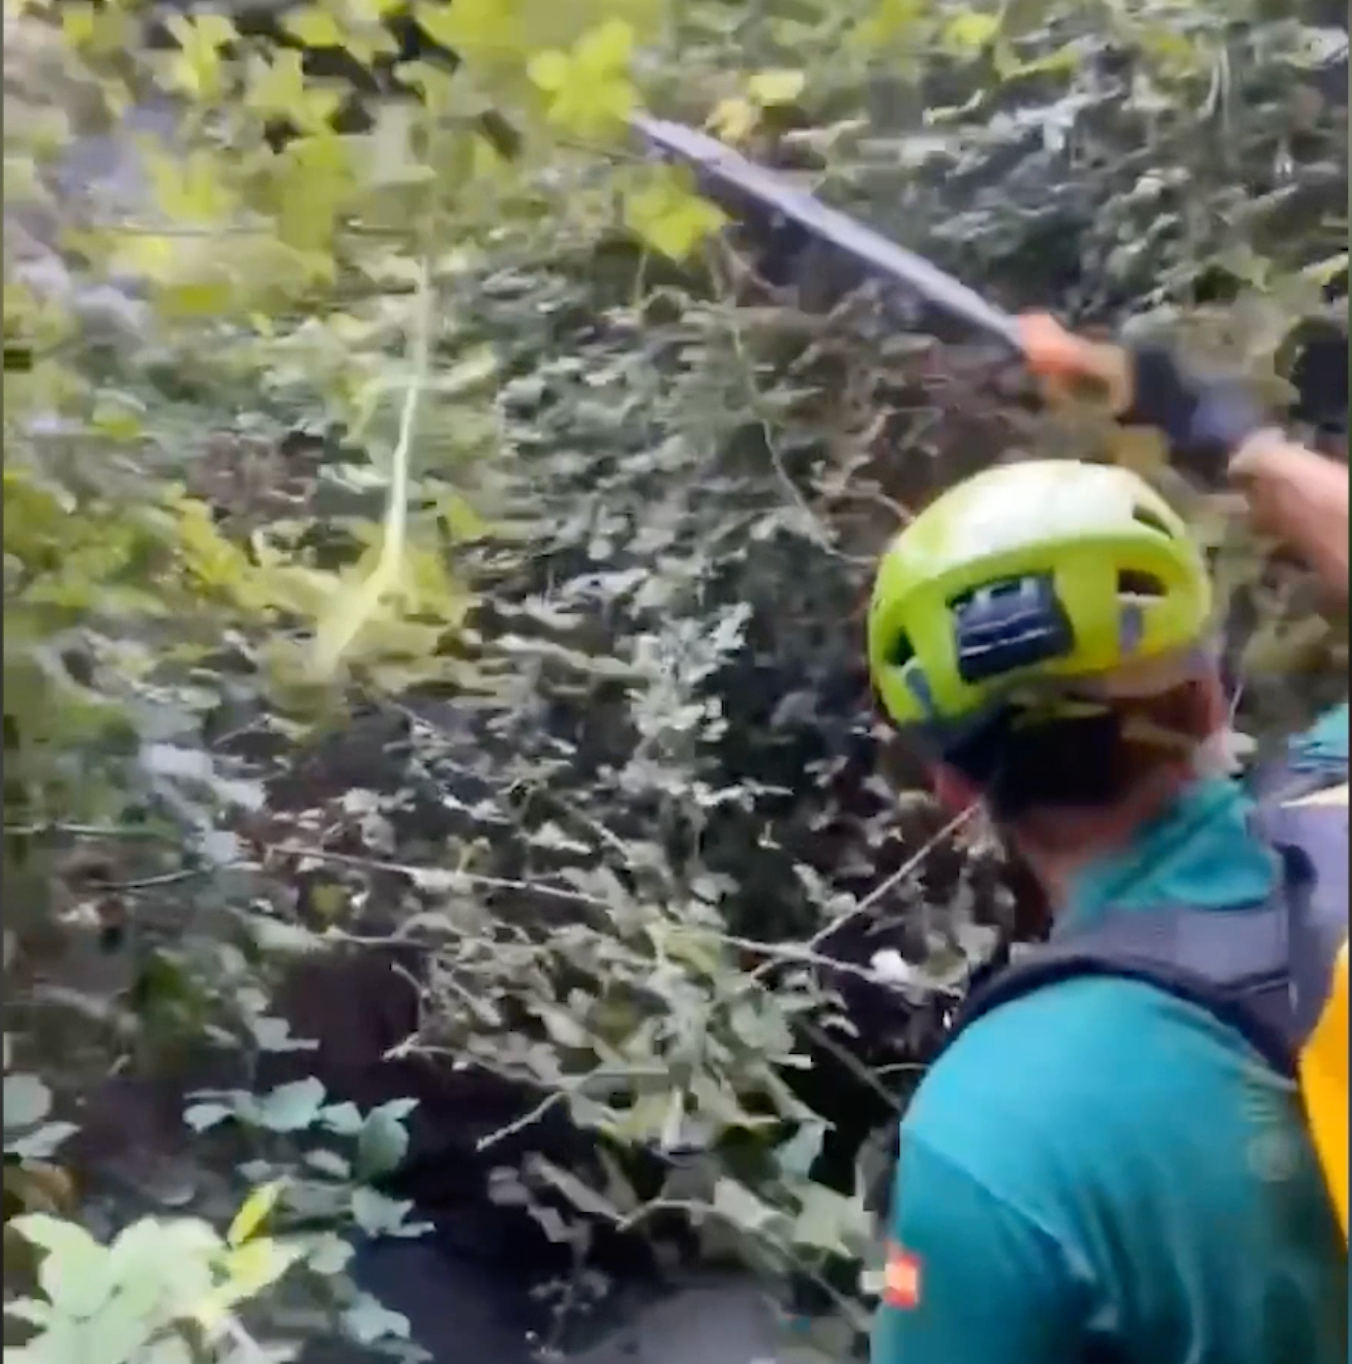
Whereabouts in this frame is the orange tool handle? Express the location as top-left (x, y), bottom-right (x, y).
top-left (1017, 312), bottom-right (1136, 416)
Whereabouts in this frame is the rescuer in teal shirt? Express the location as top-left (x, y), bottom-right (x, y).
top-left (864, 344), bottom-right (1348, 1364)
top-left (872, 766), bottom-right (1347, 1364)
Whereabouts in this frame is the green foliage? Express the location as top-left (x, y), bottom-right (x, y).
top-left (7, 1192), bottom-right (306, 1364)
top-left (2, 0), bottom-right (1345, 1355)
top-left (4, 1070), bottom-right (79, 1164)
top-left (185, 1082), bottom-right (431, 1240)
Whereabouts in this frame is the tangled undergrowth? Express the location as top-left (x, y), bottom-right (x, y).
top-left (3, 0), bottom-right (1347, 1358)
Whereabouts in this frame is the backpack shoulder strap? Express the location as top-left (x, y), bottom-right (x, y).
top-left (945, 766), bottom-right (1348, 1078)
top-left (1257, 781), bottom-right (1349, 1038)
top-left (948, 899), bottom-right (1297, 1077)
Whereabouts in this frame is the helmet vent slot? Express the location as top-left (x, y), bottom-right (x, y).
top-left (1132, 506), bottom-right (1173, 538)
top-left (1117, 568), bottom-right (1166, 598)
top-left (886, 631), bottom-right (914, 669)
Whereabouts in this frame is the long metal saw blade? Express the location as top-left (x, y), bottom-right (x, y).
top-left (632, 113), bottom-right (1025, 353)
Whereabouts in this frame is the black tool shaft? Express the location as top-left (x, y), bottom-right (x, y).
top-left (633, 113), bottom-right (1025, 353)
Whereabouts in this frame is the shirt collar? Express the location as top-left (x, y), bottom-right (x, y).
top-left (1057, 777), bottom-right (1280, 938)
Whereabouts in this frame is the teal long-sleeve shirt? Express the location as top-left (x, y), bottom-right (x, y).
top-left (872, 709), bottom-right (1349, 1364)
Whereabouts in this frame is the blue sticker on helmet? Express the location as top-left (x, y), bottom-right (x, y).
top-left (906, 666), bottom-right (938, 718)
top-left (1118, 601), bottom-right (1145, 655)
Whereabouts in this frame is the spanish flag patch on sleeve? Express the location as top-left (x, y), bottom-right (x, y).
top-left (883, 1242), bottom-right (922, 1310)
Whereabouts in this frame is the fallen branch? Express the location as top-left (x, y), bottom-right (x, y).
top-left (748, 803), bottom-right (976, 983)
top-left (3, 822), bottom-right (176, 842)
top-left (476, 1091), bottom-right (569, 1152)
top-left (262, 841), bottom-right (614, 910)
top-left (312, 255), bottom-right (433, 674)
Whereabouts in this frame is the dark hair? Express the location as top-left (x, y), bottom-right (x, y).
top-left (942, 680), bottom-right (1214, 823)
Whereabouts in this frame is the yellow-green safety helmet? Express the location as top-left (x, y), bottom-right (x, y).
top-left (867, 460), bottom-right (1213, 747)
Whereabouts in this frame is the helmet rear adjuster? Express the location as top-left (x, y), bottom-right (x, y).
top-left (952, 574), bottom-right (1074, 684)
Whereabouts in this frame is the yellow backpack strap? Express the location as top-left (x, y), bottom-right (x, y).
top-left (1278, 782), bottom-right (1348, 1241)
top-left (1299, 940), bottom-right (1348, 1239)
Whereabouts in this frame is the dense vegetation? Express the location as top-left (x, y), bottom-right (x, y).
top-left (3, 0), bottom-right (1347, 1359)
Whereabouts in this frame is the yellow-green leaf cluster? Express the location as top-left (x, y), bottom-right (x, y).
top-left (746, 68), bottom-right (805, 107)
top-left (624, 165), bottom-right (727, 261)
top-left (245, 49), bottom-right (345, 135)
top-left (528, 17), bottom-right (637, 138)
top-left (942, 9), bottom-right (1000, 53)
top-left (161, 13), bottom-right (236, 99)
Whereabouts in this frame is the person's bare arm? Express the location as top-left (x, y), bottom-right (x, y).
top-left (1230, 431), bottom-right (1349, 602)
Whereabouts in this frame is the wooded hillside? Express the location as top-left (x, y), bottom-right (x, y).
top-left (3, 0), bottom-right (1347, 1358)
